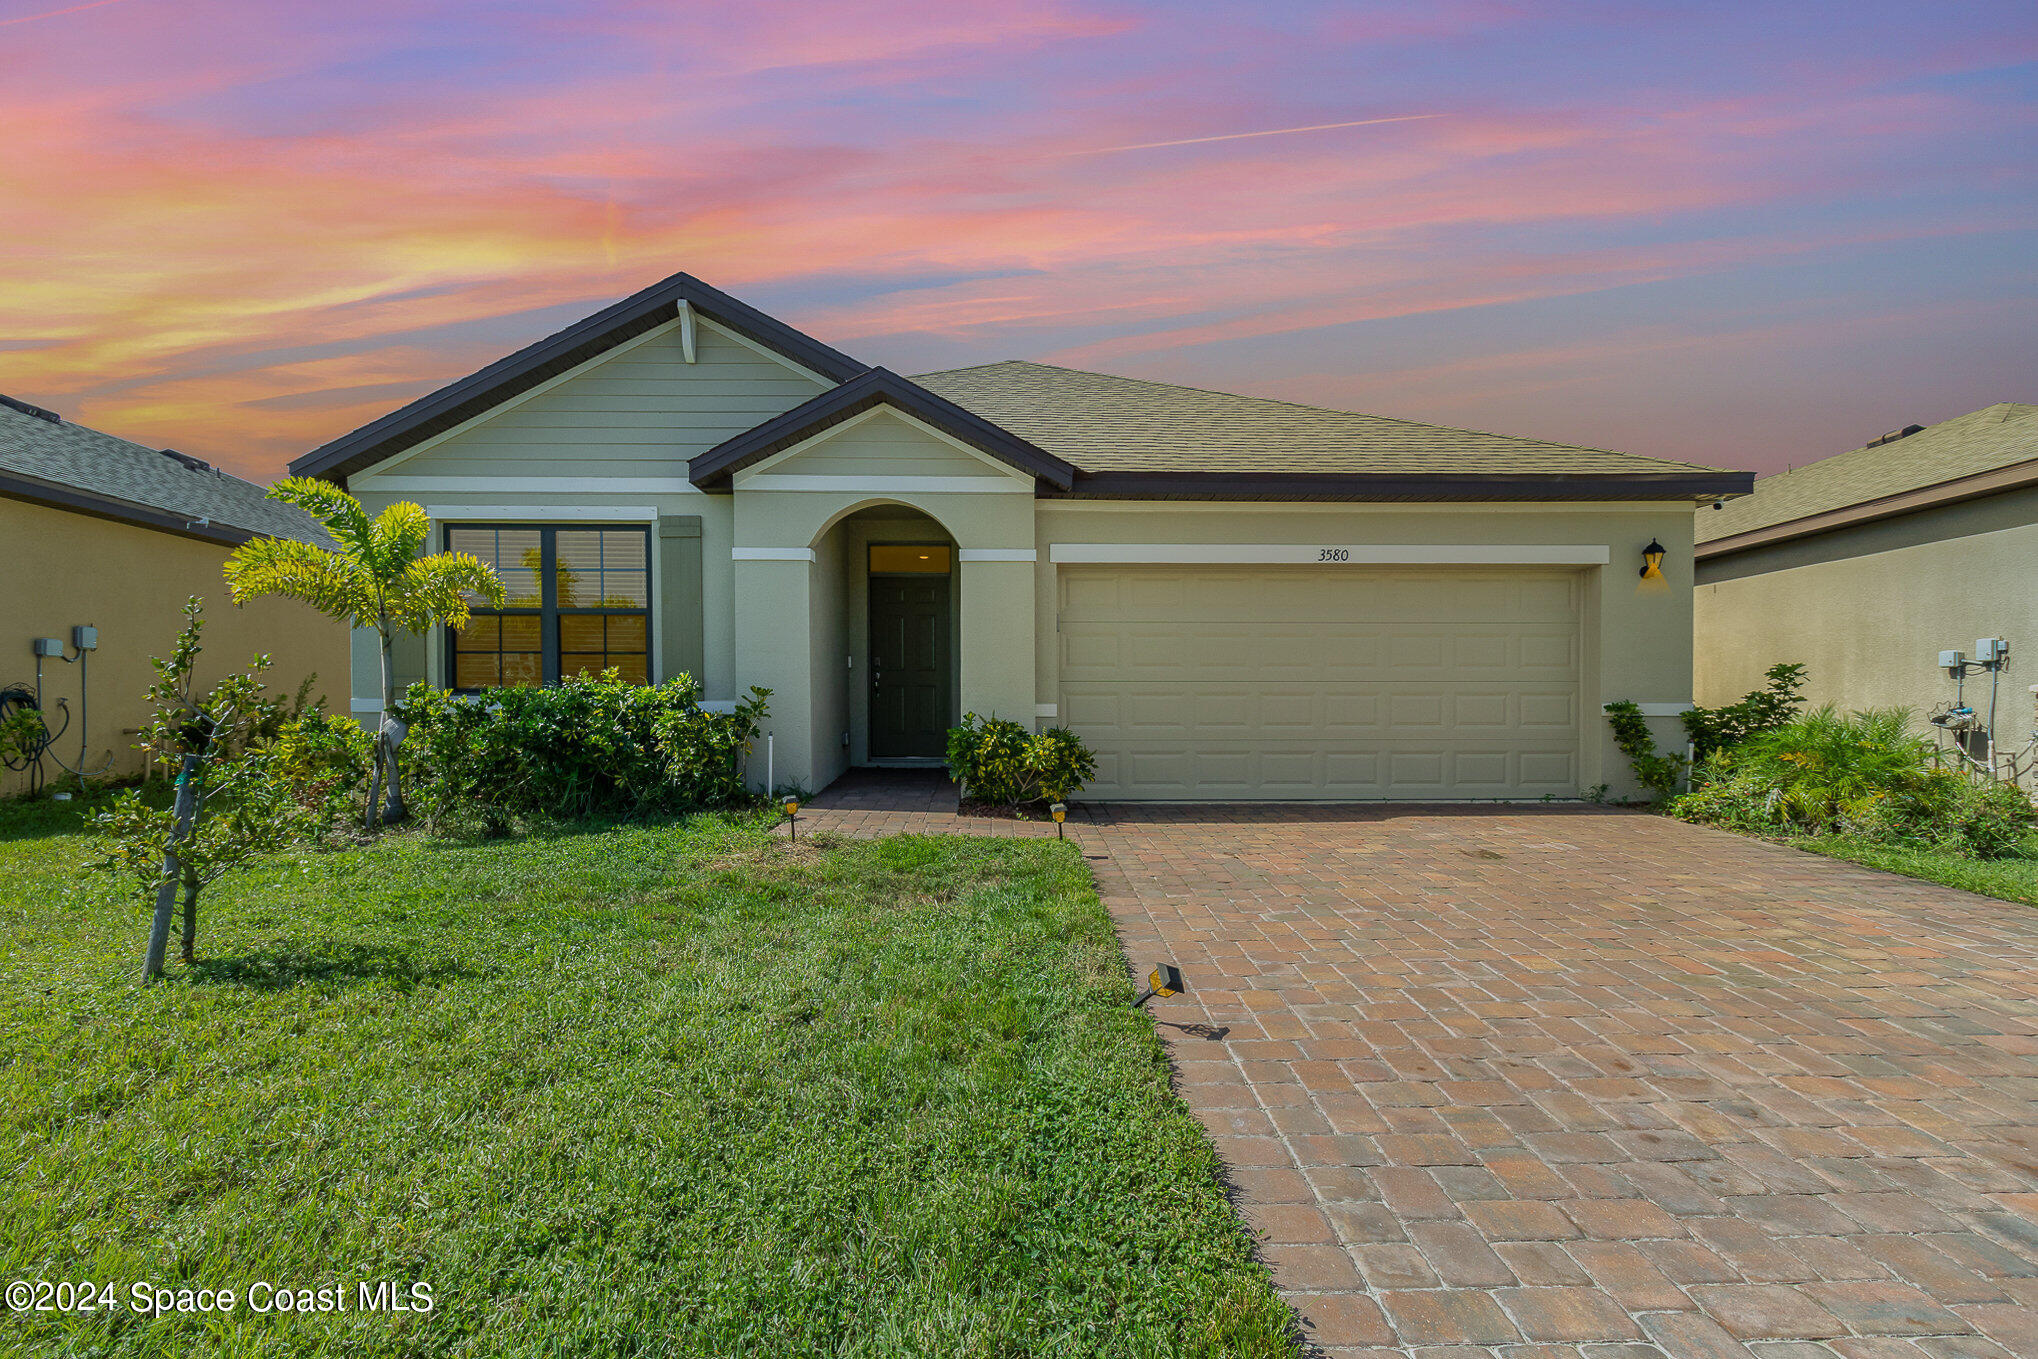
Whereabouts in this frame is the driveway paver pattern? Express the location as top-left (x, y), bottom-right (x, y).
top-left (801, 783), bottom-right (2038, 1358)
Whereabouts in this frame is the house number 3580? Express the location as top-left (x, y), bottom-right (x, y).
top-left (1318, 548), bottom-right (1350, 562)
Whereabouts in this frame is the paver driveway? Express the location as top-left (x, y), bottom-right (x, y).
top-left (804, 785), bottom-right (2038, 1358)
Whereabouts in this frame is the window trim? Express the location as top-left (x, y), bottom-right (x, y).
top-left (445, 522), bottom-right (653, 691)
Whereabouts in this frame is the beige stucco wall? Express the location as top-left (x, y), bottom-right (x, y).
top-left (1, 497), bottom-right (349, 797)
top-left (1695, 492), bottom-right (2038, 758)
top-left (1035, 501), bottom-right (1701, 800)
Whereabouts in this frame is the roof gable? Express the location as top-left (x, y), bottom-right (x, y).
top-left (689, 368), bottom-right (1077, 491)
top-left (291, 272), bottom-right (868, 485)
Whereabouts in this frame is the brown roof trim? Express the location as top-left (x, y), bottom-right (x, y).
top-left (1047, 469), bottom-right (1754, 502)
top-left (289, 272), bottom-right (869, 487)
top-left (1696, 455), bottom-right (2038, 559)
top-left (1, 470), bottom-right (259, 546)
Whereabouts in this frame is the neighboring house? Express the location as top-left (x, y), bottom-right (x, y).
top-left (1695, 403), bottom-right (2038, 760)
top-left (1, 395), bottom-right (349, 796)
top-left (293, 272), bottom-right (1751, 801)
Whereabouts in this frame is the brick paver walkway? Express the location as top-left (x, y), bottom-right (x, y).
top-left (800, 785), bottom-right (2038, 1358)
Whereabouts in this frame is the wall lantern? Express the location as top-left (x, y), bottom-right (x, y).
top-left (1639, 539), bottom-right (1667, 581)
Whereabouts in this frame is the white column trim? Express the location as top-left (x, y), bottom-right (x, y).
top-left (1034, 703), bottom-right (1058, 719)
top-left (1047, 543), bottom-right (1614, 565)
top-left (426, 504), bottom-right (658, 521)
top-left (958, 548), bottom-right (1038, 562)
top-left (350, 699), bottom-right (384, 715)
top-left (731, 547), bottom-right (817, 562)
top-left (1635, 702), bottom-right (1696, 716)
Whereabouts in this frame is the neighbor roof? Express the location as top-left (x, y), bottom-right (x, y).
top-left (913, 361), bottom-right (1742, 494)
top-left (0, 398), bottom-right (327, 546)
top-left (1698, 402), bottom-right (2038, 551)
top-left (292, 271), bottom-right (869, 486)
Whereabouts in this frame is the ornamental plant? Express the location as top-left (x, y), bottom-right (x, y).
top-left (1676, 705), bottom-right (2036, 856)
top-left (394, 672), bottom-right (769, 830)
top-left (946, 715), bottom-right (1099, 806)
top-left (91, 598), bottom-right (309, 977)
top-left (223, 478), bottom-right (504, 829)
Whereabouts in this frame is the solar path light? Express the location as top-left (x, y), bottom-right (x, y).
top-left (1132, 964), bottom-right (1186, 1008)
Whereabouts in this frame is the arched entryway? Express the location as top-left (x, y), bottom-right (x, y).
top-left (811, 503), bottom-right (959, 768)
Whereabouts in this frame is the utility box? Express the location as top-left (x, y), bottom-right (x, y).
top-left (1940, 650), bottom-right (1965, 671)
top-left (72, 625), bottom-right (98, 651)
top-left (1975, 637), bottom-right (2008, 664)
top-left (32, 637), bottom-right (64, 658)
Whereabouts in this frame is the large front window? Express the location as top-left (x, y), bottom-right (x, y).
top-left (446, 525), bottom-right (650, 689)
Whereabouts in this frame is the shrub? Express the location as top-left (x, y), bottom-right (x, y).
top-left (394, 672), bottom-right (769, 829)
top-left (1675, 706), bottom-right (2037, 857)
top-left (947, 715), bottom-right (1099, 805)
top-left (1682, 662), bottom-right (1807, 761)
top-left (268, 709), bottom-right (373, 835)
top-left (1602, 700), bottom-right (1685, 800)
top-left (1026, 726), bottom-right (1099, 803)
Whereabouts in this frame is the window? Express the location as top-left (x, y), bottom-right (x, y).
top-left (446, 525), bottom-right (650, 689)
top-left (869, 544), bottom-right (952, 574)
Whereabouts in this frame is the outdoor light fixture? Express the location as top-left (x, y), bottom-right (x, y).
top-left (1132, 964), bottom-right (1186, 1008)
top-left (1050, 801), bottom-right (1067, 838)
top-left (782, 796), bottom-right (800, 842)
top-left (1639, 539), bottom-right (1667, 580)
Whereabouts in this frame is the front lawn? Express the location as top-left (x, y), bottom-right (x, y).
top-left (1, 798), bottom-right (1291, 1357)
top-left (1788, 832), bottom-right (2038, 908)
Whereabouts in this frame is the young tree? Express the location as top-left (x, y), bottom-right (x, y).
top-left (224, 478), bottom-right (503, 828)
top-left (93, 598), bottom-right (304, 980)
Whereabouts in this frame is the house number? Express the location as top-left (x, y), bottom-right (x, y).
top-left (1318, 548), bottom-right (1350, 562)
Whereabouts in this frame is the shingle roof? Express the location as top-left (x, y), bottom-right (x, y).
top-left (1697, 403), bottom-right (2038, 545)
top-left (0, 399), bottom-right (330, 545)
top-left (911, 360), bottom-right (1731, 479)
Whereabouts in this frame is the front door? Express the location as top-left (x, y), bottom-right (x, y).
top-left (869, 575), bottom-right (950, 758)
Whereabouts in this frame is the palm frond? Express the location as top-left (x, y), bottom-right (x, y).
top-left (267, 477), bottom-right (375, 557)
top-left (224, 536), bottom-right (374, 624)
top-left (387, 552), bottom-right (505, 633)
top-left (369, 502), bottom-right (433, 579)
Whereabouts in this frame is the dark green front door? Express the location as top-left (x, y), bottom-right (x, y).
top-left (869, 576), bottom-right (950, 758)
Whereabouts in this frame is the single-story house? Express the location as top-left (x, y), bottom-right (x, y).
top-left (1, 394), bottom-right (349, 796)
top-left (293, 272), bottom-right (1751, 801)
top-left (1696, 402), bottom-right (2037, 762)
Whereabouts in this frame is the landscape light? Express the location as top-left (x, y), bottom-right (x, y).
top-left (1132, 964), bottom-right (1186, 1008)
top-left (1050, 801), bottom-right (1066, 838)
top-left (783, 797), bottom-right (799, 842)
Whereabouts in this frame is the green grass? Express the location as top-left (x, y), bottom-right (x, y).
top-left (1787, 833), bottom-right (2038, 908)
top-left (1, 794), bottom-right (1292, 1358)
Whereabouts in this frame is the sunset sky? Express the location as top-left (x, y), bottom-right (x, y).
top-left (3, 0), bottom-right (2033, 481)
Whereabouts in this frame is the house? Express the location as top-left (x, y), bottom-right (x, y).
top-left (1695, 403), bottom-right (2037, 758)
top-left (292, 272), bottom-right (1751, 801)
top-left (1, 395), bottom-right (349, 796)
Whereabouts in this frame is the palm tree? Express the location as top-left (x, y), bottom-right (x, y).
top-left (224, 478), bottom-right (504, 827)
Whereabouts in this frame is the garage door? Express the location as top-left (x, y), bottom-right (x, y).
top-left (1058, 566), bottom-right (1582, 800)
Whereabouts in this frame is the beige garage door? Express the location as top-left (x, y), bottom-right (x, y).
top-left (1059, 566), bottom-right (1582, 800)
